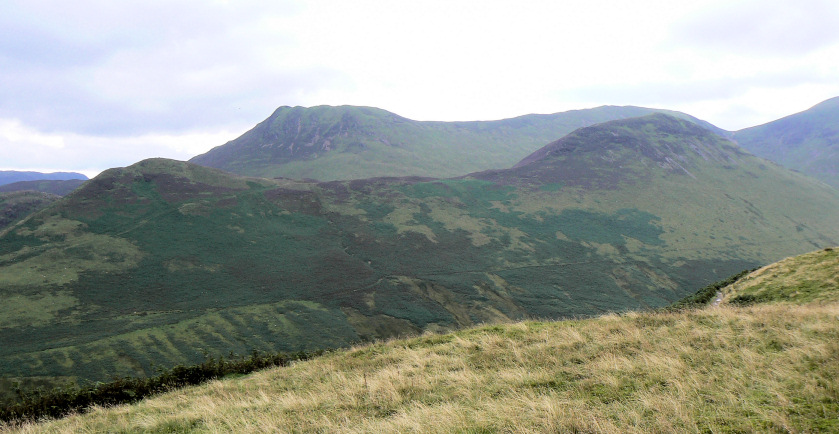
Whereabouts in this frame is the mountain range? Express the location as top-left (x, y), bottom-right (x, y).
top-left (2, 113), bottom-right (838, 401)
top-left (189, 105), bottom-right (723, 180)
top-left (189, 99), bottom-right (837, 189)
top-left (0, 171), bottom-right (87, 187)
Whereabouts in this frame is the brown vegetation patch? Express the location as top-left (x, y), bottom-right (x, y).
top-left (263, 187), bottom-right (323, 214)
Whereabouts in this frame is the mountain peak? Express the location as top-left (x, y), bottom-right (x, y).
top-left (486, 114), bottom-right (747, 190)
top-left (513, 114), bottom-right (713, 169)
top-left (189, 105), bottom-right (723, 181)
top-left (64, 158), bottom-right (257, 212)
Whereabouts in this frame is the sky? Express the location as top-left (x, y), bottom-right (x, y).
top-left (2, 0), bottom-right (839, 178)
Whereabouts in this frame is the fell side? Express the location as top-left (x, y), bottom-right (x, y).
top-left (733, 96), bottom-right (839, 188)
top-left (9, 294), bottom-right (837, 432)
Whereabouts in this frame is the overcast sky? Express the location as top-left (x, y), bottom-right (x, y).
top-left (2, 0), bottom-right (839, 177)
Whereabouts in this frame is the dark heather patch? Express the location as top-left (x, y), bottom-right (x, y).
top-left (263, 188), bottom-right (323, 215)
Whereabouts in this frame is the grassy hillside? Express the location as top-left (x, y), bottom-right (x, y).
top-left (8, 277), bottom-right (837, 432)
top-left (0, 191), bottom-right (60, 232)
top-left (2, 115), bottom-right (838, 401)
top-left (733, 96), bottom-right (839, 188)
top-left (722, 247), bottom-right (839, 305)
top-left (190, 105), bottom-right (724, 180)
top-left (0, 180), bottom-right (86, 196)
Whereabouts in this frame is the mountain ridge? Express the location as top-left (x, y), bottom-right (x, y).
top-left (0, 179), bottom-right (86, 196)
top-left (732, 96), bottom-right (839, 188)
top-left (190, 105), bottom-right (725, 180)
top-left (0, 171), bottom-right (87, 187)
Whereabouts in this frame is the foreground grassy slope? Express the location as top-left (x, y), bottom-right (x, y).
top-left (733, 96), bottom-right (839, 188)
top-left (190, 105), bottom-right (723, 180)
top-left (9, 290), bottom-right (838, 432)
top-left (2, 115), bottom-right (838, 401)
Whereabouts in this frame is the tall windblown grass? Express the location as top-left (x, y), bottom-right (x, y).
top-left (6, 301), bottom-right (838, 433)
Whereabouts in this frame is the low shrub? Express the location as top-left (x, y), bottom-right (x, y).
top-left (666, 268), bottom-right (756, 310)
top-left (0, 349), bottom-right (320, 423)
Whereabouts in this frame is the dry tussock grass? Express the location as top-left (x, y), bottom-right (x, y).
top-left (6, 302), bottom-right (838, 433)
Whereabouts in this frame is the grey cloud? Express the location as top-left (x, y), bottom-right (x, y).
top-left (558, 70), bottom-right (836, 108)
top-left (0, 1), bottom-right (310, 136)
top-left (674, 0), bottom-right (839, 55)
top-left (0, 64), bottom-right (349, 136)
top-left (0, 22), bottom-right (109, 68)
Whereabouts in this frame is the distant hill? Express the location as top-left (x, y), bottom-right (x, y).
top-left (0, 180), bottom-right (82, 231)
top-left (12, 248), bottom-right (839, 432)
top-left (732, 97), bottom-right (839, 188)
top-left (1, 114), bottom-right (837, 401)
top-left (189, 105), bottom-right (724, 180)
top-left (0, 179), bottom-right (86, 196)
top-left (0, 171), bottom-right (87, 186)
top-left (0, 191), bottom-right (60, 232)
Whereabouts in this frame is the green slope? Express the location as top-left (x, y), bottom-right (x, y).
top-left (733, 96), bottom-right (839, 188)
top-left (1, 114), bottom-right (838, 401)
top-left (189, 105), bottom-right (724, 180)
top-left (722, 247), bottom-right (839, 305)
top-left (12, 265), bottom-right (839, 432)
top-left (0, 191), bottom-right (60, 232)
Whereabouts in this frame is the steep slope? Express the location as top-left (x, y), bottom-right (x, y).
top-left (0, 171), bottom-right (87, 186)
top-left (0, 179), bottom-right (86, 196)
top-left (1, 115), bottom-right (838, 399)
top-left (12, 274), bottom-right (838, 432)
top-left (732, 96), bottom-right (839, 188)
top-left (189, 105), bottom-right (722, 180)
top-left (721, 246), bottom-right (839, 305)
top-left (0, 191), bottom-right (60, 232)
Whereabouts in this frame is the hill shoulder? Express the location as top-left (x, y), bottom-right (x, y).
top-left (0, 191), bottom-right (61, 232)
top-left (732, 96), bottom-right (839, 188)
top-left (721, 247), bottom-right (839, 305)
